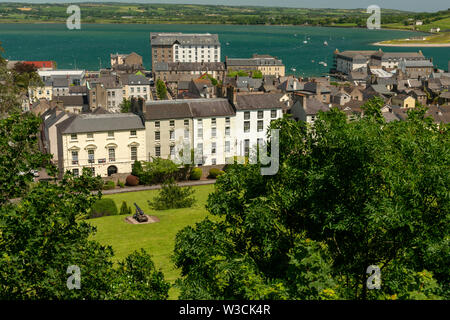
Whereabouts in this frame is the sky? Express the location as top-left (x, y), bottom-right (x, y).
top-left (5, 1), bottom-right (450, 13)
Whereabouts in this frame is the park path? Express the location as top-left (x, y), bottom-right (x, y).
top-left (100, 179), bottom-right (216, 195)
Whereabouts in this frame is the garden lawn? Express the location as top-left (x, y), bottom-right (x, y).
top-left (89, 184), bottom-right (216, 299)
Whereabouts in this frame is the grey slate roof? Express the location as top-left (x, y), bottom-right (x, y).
top-left (403, 60), bottom-right (434, 68)
top-left (150, 33), bottom-right (220, 46)
top-left (304, 99), bottom-right (330, 115)
top-left (57, 113), bottom-right (144, 134)
top-left (143, 98), bottom-right (234, 120)
top-left (234, 93), bottom-right (286, 110)
top-left (121, 74), bottom-right (149, 86)
top-left (55, 95), bottom-right (89, 107)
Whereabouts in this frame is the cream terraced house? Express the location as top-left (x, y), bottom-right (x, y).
top-left (56, 113), bottom-right (145, 178)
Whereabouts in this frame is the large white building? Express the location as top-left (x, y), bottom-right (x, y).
top-left (150, 33), bottom-right (221, 70)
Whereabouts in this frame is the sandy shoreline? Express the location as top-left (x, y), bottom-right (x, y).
top-left (372, 42), bottom-right (450, 47)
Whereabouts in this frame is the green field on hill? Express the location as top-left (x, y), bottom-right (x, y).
top-left (2, 2), bottom-right (448, 29)
top-left (88, 184), bottom-right (216, 299)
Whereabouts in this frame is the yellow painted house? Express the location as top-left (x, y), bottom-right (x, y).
top-left (391, 94), bottom-right (416, 108)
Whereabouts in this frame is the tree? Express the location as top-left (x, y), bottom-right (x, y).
top-left (156, 79), bottom-right (168, 100)
top-left (148, 178), bottom-right (196, 210)
top-left (0, 59), bottom-right (170, 298)
top-left (173, 98), bottom-right (449, 300)
top-left (119, 98), bottom-right (132, 113)
top-left (139, 157), bottom-right (180, 185)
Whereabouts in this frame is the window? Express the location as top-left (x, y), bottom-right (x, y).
top-left (131, 87), bottom-right (134, 93)
top-left (155, 121), bottom-right (160, 128)
top-left (271, 110), bottom-right (277, 118)
top-left (197, 119), bottom-right (203, 127)
top-left (244, 139), bottom-right (250, 157)
top-left (130, 130), bottom-right (137, 136)
top-left (211, 127), bottom-right (216, 138)
top-left (225, 126), bottom-right (230, 136)
top-left (184, 119), bottom-right (189, 126)
top-left (225, 141), bottom-right (230, 153)
top-left (225, 117), bottom-right (230, 125)
top-left (89, 167), bottom-right (95, 176)
top-left (211, 118), bottom-right (216, 126)
top-left (170, 130), bottom-right (175, 140)
top-left (212, 158), bottom-right (216, 165)
top-left (70, 133), bottom-right (77, 141)
top-left (87, 133), bottom-right (93, 139)
top-left (244, 121), bottom-right (250, 133)
top-left (155, 146), bottom-right (160, 157)
top-left (257, 110), bottom-right (264, 119)
top-left (108, 148), bottom-right (115, 162)
top-left (184, 128), bottom-right (189, 139)
top-left (72, 151), bottom-right (78, 165)
top-left (211, 142), bottom-right (216, 154)
top-left (72, 168), bottom-right (79, 177)
top-left (108, 131), bottom-right (114, 138)
top-left (197, 128), bottom-right (203, 138)
top-left (155, 131), bottom-right (160, 140)
top-left (131, 146), bottom-right (137, 161)
top-left (88, 149), bottom-right (95, 163)
top-left (170, 145), bottom-right (175, 158)
top-left (196, 143), bottom-right (203, 165)
top-left (257, 120), bottom-right (264, 132)
top-left (170, 120), bottom-right (175, 127)
top-left (244, 111), bottom-right (250, 120)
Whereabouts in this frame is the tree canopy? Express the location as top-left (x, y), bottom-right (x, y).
top-left (173, 100), bottom-right (449, 300)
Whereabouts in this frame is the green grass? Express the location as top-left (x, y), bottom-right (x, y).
top-left (88, 184), bottom-right (216, 299)
top-left (378, 32), bottom-right (450, 44)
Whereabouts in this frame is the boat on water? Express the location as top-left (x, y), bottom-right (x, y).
top-left (303, 40), bottom-right (308, 44)
top-left (318, 61), bottom-right (328, 67)
top-left (291, 67), bottom-right (297, 72)
top-left (324, 41), bottom-right (328, 46)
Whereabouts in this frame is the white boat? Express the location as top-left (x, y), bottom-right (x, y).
top-left (291, 68), bottom-right (296, 72)
top-left (303, 40), bottom-right (308, 44)
top-left (226, 42), bottom-right (230, 45)
top-left (324, 41), bottom-right (328, 46)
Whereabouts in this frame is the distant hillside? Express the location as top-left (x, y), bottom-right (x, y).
top-left (0, 2), bottom-right (448, 29)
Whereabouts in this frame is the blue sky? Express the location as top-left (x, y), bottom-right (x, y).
top-left (7, 1), bottom-right (450, 12)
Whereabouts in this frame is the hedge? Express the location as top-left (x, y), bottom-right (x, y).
top-left (208, 168), bottom-right (225, 179)
top-left (102, 180), bottom-right (116, 190)
top-left (89, 198), bottom-right (118, 219)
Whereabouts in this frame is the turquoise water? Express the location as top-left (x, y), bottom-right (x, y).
top-left (0, 23), bottom-right (449, 76)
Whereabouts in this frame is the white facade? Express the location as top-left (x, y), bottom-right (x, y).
top-left (234, 108), bottom-right (282, 158)
top-left (173, 44), bottom-right (220, 63)
top-left (191, 115), bottom-right (236, 166)
top-left (60, 128), bottom-right (145, 178)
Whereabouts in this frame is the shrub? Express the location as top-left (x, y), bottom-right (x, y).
top-left (116, 179), bottom-right (125, 188)
top-left (131, 160), bottom-right (144, 181)
top-left (190, 168), bottom-right (202, 180)
top-left (208, 168), bottom-right (225, 179)
top-left (120, 201), bottom-right (131, 215)
top-left (148, 179), bottom-right (196, 210)
top-left (102, 180), bottom-right (116, 190)
top-left (126, 175), bottom-right (139, 186)
top-left (89, 198), bottom-right (118, 218)
top-left (139, 157), bottom-right (179, 185)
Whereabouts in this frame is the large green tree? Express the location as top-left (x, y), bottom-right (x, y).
top-left (173, 99), bottom-right (449, 300)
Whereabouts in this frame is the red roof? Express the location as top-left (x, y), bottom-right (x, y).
top-left (22, 61), bottom-right (55, 69)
